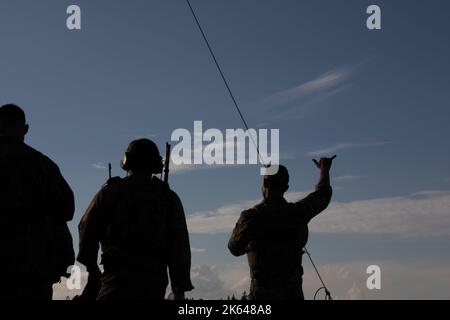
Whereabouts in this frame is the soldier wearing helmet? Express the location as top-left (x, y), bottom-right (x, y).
top-left (77, 139), bottom-right (193, 300)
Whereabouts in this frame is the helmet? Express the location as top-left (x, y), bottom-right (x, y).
top-left (120, 139), bottom-right (163, 174)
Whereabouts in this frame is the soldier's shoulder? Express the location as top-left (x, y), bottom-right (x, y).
top-left (103, 176), bottom-right (123, 187)
top-left (105, 176), bottom-right (123, 185)
top-left (252, 201), bottom-right (267, 212)
top-left (23, 144), bottom-right (60, 170)
top-left (100, 176), bottom-right (125, 194)
top-left (150, 177), bottom-right (177, 197)
top-left (167, 188), bottom-right (182, 204)
top-left (246, 201), bottom-right (282, 217)
top-left (21, 143), bottom-right (48, 160)
top-left (241, 206), bottom-right (259, 219)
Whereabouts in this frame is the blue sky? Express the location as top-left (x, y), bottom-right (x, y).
top-left (1, 0), bottom-right (450, 299)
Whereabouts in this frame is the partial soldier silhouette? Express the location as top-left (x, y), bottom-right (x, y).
top-left (0, 104), bottom-right (75, 300)
top-left (228, 158), bottom-right (335, 300)
top-left (77, 139), bottom-right (193, 300)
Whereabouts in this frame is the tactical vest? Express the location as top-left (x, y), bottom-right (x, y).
top-left (100, 177), bottom-right (173, 276)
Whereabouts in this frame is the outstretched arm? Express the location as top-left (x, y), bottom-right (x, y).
top-left (294, 156), bottom-right (336, 223)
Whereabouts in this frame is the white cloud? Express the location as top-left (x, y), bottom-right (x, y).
top-left (265, 68), bottom-right (352, 108)
top-left (306, 142), bottom-right (389, 157)
top-left (170, 162), bottom-right (199, 174)
top-left (91, 162), bottom-right (108, 170)
top-left (188, 260), bottom-right (450, 300)
top-left (345, 283), bottom-right (365, 300)
top-left (272, 84), bottom-right (351, 120)
top-left (191, 247), bottom-right (207, 253)
top-left (309, 190), bottom-right (450, 236)
top-left (187, 199), bottom-right (257, 234)
top-left (252, 63), bottom-right (369, 120)
top-left (170, 162), bottom-right (248, 175)
top-left (302, 261), bottom-right (450, 300)
top-left (52, 260), bottom-right (450, 300)
top-left (189, 265), bottom-right (226, 299)
top-left (51, 244), bottom-right (450, 300)
top-left (187, 190), bottom-right (450, 237)
top-left (187, 263), bottom-right (250, 300)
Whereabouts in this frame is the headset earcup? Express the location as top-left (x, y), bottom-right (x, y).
top-left (121, 153), bottom-right (130, 171)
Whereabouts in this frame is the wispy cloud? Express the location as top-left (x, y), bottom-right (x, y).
top-left (91, 162), bottom-right (108, 170)
top-left (334, 175), bottom-right (365, 182)
top-left (170, 162), bottom-right (247, 175)
top-left (191, 247), bottom-right (207, 253)
top-left (307, 142), bottom-right (389, 157)
top-left (187, 190), bottom-right (450, 237)
top-left (265, 68), bottom-right (352, 108)
top-left (272, 84), bottom-right (351, 120)
top-left (255, 62), bottom-right (367, 120)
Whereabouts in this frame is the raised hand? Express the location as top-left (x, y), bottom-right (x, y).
top-left (312, 155), bottom-right (337, 171)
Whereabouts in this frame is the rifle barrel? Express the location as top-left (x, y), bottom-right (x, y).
top-left (164, 143), bottom-right (171, 183)
top-left (108, 163), bottom-right (112, 179)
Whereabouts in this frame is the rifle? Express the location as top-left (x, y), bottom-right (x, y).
top-left (163, 142), bottom-right (171, 184)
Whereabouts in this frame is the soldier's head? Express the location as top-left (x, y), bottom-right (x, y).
top-left (121, 139), bottom-right (164, 175)
top-left (262, 165), bottom-right (289, 200)
top-left (0, 104), bottom-right (29, 141)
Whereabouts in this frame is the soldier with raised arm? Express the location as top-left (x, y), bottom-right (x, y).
top-left (77, 139), bottom-right (193, 300)
top-left (228, 158), bottom-right (335, 300)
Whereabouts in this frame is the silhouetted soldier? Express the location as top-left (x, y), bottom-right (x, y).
top-left (77, 139), bottom-right (194, 300)
top-left (0, 104), bottom-right (75, 300)
top-left (228, 158), bottom-right (335, 300)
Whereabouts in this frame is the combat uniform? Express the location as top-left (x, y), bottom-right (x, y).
top-left (77, 174), bottom-right (194, 300)
top-left (0, 136), bottom-right (75, 300)
top-left (228, 181), bottom-right (332, 300)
